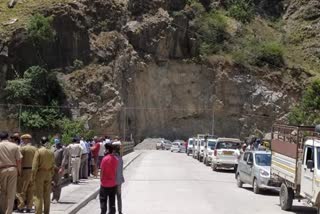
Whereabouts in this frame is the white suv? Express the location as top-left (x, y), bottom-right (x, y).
top-left (186, 138), bottom-right (194, 156)
top-left (211, 138), bottom-right (241, 171)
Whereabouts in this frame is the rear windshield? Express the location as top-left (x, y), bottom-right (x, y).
top-left (208, 141), bottom-right (216, 148)
top-left (255, 154), bottom-right (271, 166)
top-left (172, 142), bottom-right (179, 146)
top-left (188, 140), bottom-right (194, 145)
top-left (216, 141), bottom-right (240, 149)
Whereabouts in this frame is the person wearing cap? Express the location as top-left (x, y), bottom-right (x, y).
top-left (113, 141), bottom-right (124, 214)
top-left (100, 143), bottom-right (118, 214)
top-left (90, 137), bottom-right (100, 177)
top-left (0, 131), bottom-right (22, 214)
top-left (32, 136), bottom-right (55, 214)
top-left (52, 139), bottom-right (68, 203)
top-left (67, 137), bottom-right (83, 184)
top-left (16, 134), bottom-right (37, 213)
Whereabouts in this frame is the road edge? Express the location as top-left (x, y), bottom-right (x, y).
top-left (67, 151), bottom-right (143, 214)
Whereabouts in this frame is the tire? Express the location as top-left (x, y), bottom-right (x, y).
top-left (317, 207), bottom-right (320, 214)
top-left (212, 162), bottom-right (217, 171)
top-left (280, 183), bottom-right (294, 211)
top-left (236, 173), bottom-right (243, 188)
top-left (253, 178), bottom-right (260, 194)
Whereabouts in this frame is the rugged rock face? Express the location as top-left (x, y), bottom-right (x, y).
top-left (0, 0), bottom-right (315, 141)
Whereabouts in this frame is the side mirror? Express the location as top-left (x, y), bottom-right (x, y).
top-left (307, 160), bottom-right (314, 169)
top-left (247, 161), bottom-right (253, 166)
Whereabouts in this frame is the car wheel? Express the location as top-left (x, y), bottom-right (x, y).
top-left (212, 162), bottom-right (217, 171)
top-left (236, 174), bottom-right (243, 188)
top-left (280, 183), bottom-right (294, 211)
top-left (203, 157), bottom-right (207, 165)
top-left (253, 178), bottom-right (260, 194)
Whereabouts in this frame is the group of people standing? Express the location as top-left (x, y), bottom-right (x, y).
top-left (0, 132), bottom-right (55, 214)
top-left (0, 132), bottom-right (125, 214)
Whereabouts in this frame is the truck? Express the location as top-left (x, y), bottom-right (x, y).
top-left (270, 124), bottom-right (320, 213)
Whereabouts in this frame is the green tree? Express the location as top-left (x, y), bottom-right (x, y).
top-left (27, 14), bottom-right (55, 46)
top-left (58, 118), bottom-right (94, 144)
top-left (288, 80), bottom-right (320, 125)
top-left (195, 11), bottom-right (228, 55)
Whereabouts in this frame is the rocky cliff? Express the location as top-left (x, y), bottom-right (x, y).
top-left (0, 0), bottom-right (316, 141)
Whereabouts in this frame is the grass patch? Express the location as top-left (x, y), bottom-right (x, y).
top-left (0, 0), bottom-right (69, 36)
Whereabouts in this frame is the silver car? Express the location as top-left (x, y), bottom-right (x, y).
top-left (236, 150), bottom-right (280, 194)
top-left (170, 141), bottom-right (184, 153)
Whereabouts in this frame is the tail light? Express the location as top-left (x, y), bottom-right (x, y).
top-left (214, 149), bottom-right (217, 156)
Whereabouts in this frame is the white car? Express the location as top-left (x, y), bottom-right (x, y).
top-left (203, 139), bottom-right (217, 166)
top-left (186, 138), bottom-right (194, 156)
top-left (211, 138), bottom-right (241, 171)
top-left (171, 141), bottom-right (184, 153)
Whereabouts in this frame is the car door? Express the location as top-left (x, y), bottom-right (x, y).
top-left (239, 152), bottom-right (250, 183)
top-left (301, 146), bottom-right (314, 198)
top-left (246, 152), bottom-right (254, 184)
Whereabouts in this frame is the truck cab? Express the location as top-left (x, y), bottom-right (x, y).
top-left (270, 124), bottom-right (320, 213)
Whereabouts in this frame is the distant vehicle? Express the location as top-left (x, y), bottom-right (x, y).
top-left (164, 140), bottom-right (172, 150)
top-left (211, 138), bottom-right (241, 171)
top-left (156, 140), bottom-right (165, 150)
top-left (236, 150), bottom-right (280, 194)
top-left (171, 141), bottom-right (185, 153)
top-left (187, 138), bottom-right (194, 156)
top-left (270, 124), bottom-right (320, 213)
top-left (203, 138), bottom-right (217, 166)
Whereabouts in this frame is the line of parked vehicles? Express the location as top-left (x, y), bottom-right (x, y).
top-left (160, 124), bottom-right (320, 213)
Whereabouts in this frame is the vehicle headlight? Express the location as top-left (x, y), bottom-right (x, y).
top-left (260, 169), bottom-right (269, 177)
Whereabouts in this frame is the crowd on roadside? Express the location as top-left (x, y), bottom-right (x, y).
top-left (0, 131), bottom-right (125, 214)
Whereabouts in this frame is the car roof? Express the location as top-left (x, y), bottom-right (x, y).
top-left (217, 138), bottom-right (241, 142)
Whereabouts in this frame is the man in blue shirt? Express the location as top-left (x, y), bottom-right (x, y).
top-left (112, 141), bottom-right (124, 214)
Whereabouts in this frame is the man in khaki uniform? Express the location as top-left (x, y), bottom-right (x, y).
top-left (0, 131), bottom-right (22, 214)
top-left (67, 138), bottom-right (83, 184)
top-left (16, 134), bottom-right (37, 212)
top-left (32, 137), bottom-right (55, 214)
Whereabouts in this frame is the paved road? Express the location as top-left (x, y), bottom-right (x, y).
top-left (79, 150), bottom-right (316, 214)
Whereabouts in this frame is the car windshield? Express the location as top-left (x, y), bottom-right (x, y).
top-left (255, 154), bottom-right (271, 166)
top-left (216, 141), bottom-right (240, 149)
top-left (172, 142), bottom-right (179, 146)
top-left (208, 141), bottom-right (216, 149)
top-left (188, 140), bottom-right (194, 145)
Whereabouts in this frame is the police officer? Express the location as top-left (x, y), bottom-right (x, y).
top-left (32, 137), bottom-right (55, 214)
top-left (67, 137), bottom-right (83, 184)
top-left (16, 134), bottom-right (37, 213)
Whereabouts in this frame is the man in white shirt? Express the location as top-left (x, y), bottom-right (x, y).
top-left (67, 138), bottom-right (83, 184)
top-left (98, 138), bottom-right (106, 168)
top-left (79, 138), bottom-right (89, 179)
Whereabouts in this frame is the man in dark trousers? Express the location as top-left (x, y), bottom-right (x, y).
top-left (113, 141), bottom-right (124, 214)
top-left (99, 143), bottom-right (118, 214)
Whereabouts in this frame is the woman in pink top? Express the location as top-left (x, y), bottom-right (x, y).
top-left (99, 143), bottom-right (118, 214)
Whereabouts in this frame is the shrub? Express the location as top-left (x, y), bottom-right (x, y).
top-left (288, 80), bottom-right (320, 125)
top-left (58, 118), bottom-right (94, 144)
top-left (27, 14), bottom-right (55, 46)
top-left (254, 41), bottom-right (284, 67)
top-left (195, 11), bottom-right (228, 55)
top-left (227, 0), bottom-right (255, 23)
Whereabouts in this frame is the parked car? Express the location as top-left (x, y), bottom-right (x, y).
top-left (186, 138), bottom-right (194, 156)
top-left (171, 141), bottom-right (185, 153)
top-left (156, 140), bottom-right (165, 150)
top-left (164, 140), bottom-right (172, 150)
top-left (211, 138), bottom-right (241, 171)
top-left (203, 138), bottom-right (217, 166)
top-left (236, 150), bottom-right (280, 194)
top-left (192, 138), bottom-right (200, 159)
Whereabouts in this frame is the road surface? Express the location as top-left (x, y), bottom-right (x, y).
top-left (78, 150), bottom-right (316, 214)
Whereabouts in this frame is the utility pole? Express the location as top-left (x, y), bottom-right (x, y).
top-left (123, 107), bottom-right (126, 141)
top-left (18, 104), bottom-right (22, 133)
top-left (211, 107), bottom-right (214, 136)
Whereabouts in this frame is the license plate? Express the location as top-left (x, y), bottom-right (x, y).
top-left (223, 151), bottom-right (233, 155)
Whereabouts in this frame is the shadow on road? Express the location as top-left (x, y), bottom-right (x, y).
top-left (58, 201), bottom-right (77, 205)
top-left (287, 205), bottom-right (316, 214)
